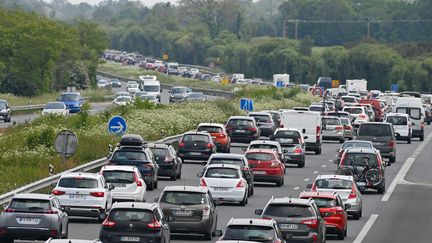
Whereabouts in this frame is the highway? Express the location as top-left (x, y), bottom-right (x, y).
top-left (16, 125), bottom-right (431, 242)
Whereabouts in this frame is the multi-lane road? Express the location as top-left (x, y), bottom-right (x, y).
top-left (17, 125), bottom-right (432, 242)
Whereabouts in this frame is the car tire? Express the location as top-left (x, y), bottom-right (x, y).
top-left (389, 156), bottom-right (396, 163)
top-left (420, 133), bottom-right (424, 141)
top-left (377, 183), bottom-right (385, 194)
top-left (176, 170), bottom-right (182, 179)
top-left (298, 159), bottom-right (305, 168)
top-left (352, 211), bottom-right (360, 220)
top-left (344, 225), bottom-right (347, 237)
top-left (337, 229), bottom-right (345, 240)
top-left (339, 139), bottom-right (345, 144)
top-left (250, 185), bottom-right (254, 196)
top-left (154, 179), bottom-right (158, 189)
top-left (315, 146), bottom-right (322, 155)
top-left (276, 177), bottom-right (283, 187)
top-left (407, 137), bottom-right (411, 144)
top-left (5, 115), bottom-right (11, 123)
top-left (147, 181), bottom-right (154, 191)
top-left (204, 232), bottom-right (212, 240)
top-left (170, 174), bottom-right (176, 181)
top-left (225, 146), bottom-right (230, 153)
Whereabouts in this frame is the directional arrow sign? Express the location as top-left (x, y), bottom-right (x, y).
top-left (108, 116), bottom-right (127, 135)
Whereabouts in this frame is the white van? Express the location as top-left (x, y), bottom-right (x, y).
top-left (139, 75), bottom-right (161, 102)
top-left (393, 97), bottom-right (425, 141)
top-left (280, 110), bottom-right (322, 154)
top-left (385, 113), bottom-right (412, 143)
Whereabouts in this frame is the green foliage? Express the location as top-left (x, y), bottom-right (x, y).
top-left (25, 127), bottom-right (55, 149)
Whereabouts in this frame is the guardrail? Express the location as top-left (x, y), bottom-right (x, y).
top-left (10, 104), bottom-right (46, 111)
top-left (0, 134), bottom-right (183, 205)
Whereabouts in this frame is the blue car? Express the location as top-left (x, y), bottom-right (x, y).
top-left (58, 92), bottom-right (82, 113)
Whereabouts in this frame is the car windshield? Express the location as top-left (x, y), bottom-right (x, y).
top-left (172, 88), bottom-right (187, 94)
top-left (209, 158), bottom-right (244, 166)
top-left (115, 92), bottom-right (129, 98)
top-left (205, 168), bottom-right (239, 178)
top-left (249, 144), bottom-right (277, 150)
top-left (111, 151), bottom-right (148, 162)
top-left (0, 101), bottom-right (6, 109)
top-left (315, 179), bottom-right (352, 189)
top-left (109, 209), bottom-right (153, 222)
top-left (9, 199), bottom-right (50, 211)
top-left (45, 103), bottom-right (64, 109)
top-left (228, 119), bottom-right (253, 126)
top-left (182, 134), bottom-right (209, 143)
top-left (322, 118), bottom-right (340, 125)
top-left (223, 225), bottom-right (275, 241)
top-left (197, 126), bottom-right (223, 133)
top-left (246, 153), bottom-right (275, 161)
top-left (345, 153), bottom-right (379, 167)
top-left (327, 112), bottom-right (349, 118)
top-left (149, 148), bottom-right (168, 157)
top-left (264, 204), bottom-right (314, 217)
top-left (59, 94), bottom-right (80, 101)
top-left (102, 171), bottom-right (135, 184)
top-left (160, 192), bottom-right (207, 205)
top-left (342, 142), bottom-right (372, 150)
top-left (250, 115), bottom-right (271, 122)
top-left (302, 197), bottom-right (337, 208)
top-left (344, 107), bottom-right (363, 114)
top-left (58, 178), bottom-right (98, 188)
top-left (386, 116), bottom-right (408, 125)
top-left (309, 106), bottom-right (323, 112)
top-left (358, 124), bottom-right (391, 136)
top-left (275, 130), bottom-right (300, 138)
top-left (143, 85), bottom-right (160, 92)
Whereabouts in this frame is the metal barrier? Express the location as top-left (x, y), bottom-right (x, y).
top-left (10, 104), bottom-right (46, 111)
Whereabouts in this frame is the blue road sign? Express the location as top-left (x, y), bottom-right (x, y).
top-left (108, 116), bottom-right (127, 135)
top-left (276, 81), bottom-right (284, 88)
top-left (240, 98), bottom-right (254, 112)
top-left (391, 84), bottom-right (399, 92)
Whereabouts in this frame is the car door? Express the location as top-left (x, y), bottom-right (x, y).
top-left (100, 177), bottom-right (112, 209)
top-left (312, 203), bottom-right (326, 241)
top-left (52, 198), bottom-right (68, 233)
top-left (206, 193), bottom-right (217, 228)
top-left (156, 207), bottom-right (170, 242)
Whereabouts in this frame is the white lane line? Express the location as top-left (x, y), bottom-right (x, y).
top-left (321, 165), bottom-right (327, 168)
top-left (293, 187), bottom-right (300, 190)
top-left (313, 171), bottom-right (319, 174)
top-left (304, 178), bottom-right (310, 182)
top-left (353, 214), bottom-right (379, 243)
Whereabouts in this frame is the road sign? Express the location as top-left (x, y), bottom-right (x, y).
top-left (55, 130), bottom-right (78, 158)
top-left (163, 53), bottom-right (169, 61)
top-left (332, 79), bottom-right (340, 88)
top-left (240, 98), bottom-right (254, 112)
top-left (276, 80), bottom-right (284, 88)
top-left (391, 84), bottom-right (399, 92)
top-left (312, 87), bottom-right (324, 96)
top-left (108, 116), bottom-right (127, 135)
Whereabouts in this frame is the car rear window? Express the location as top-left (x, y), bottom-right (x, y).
top-left (396, 107), bottom-right (421, 120)
top-left (315, 179), bottom-right (352, 189)
top-left (223, 225), bottom-right (275, 241)
top-left (358, 124), bottom-right (392, 136)
top-left (309, 106), bottom-right (323, 112)
top-left (274, 137), bottom-right (299, 145)
top-left (249, 144), bottom-right (278, 150)
top-left (149, 148), bottom-right (168, 157)
top-left (322, 118), bottom-right (340, 125)
top-left (386, 116), bottom-right (407, 125)
top-left (209, 158), bottom-right (244, 166)
top-left (275, 130), bottom-right (300, 138)
top-left (160, 192), bottom-right (207, 205)
top-left (197, 126), bottom-right (223, 133)
top-left (9, 199), bottom-right (50, 211)
top-left (342, 97), bottom-right (355, 103)
top-left (182, 134), bottom-right (210, 142)
top-left (264, 204), bottom-right (314, 217)
top-left (246, 153), bottom-right (275, 161)
top-left (102, 171), bottom-right (135, 184)
top-left (344, 107), bottom-right (363, 114)
top-left (250, 115), bottom-right (272, 122)
top-left (205, 168), bottom-right (239, 179)
top-left (342, 142), bottom-right (372, 150)
top-left (301, 197), bottom-right (337, 208)
top-left (344, 153), bottom-right (379, 167)
top-left (111, 151), bottom-right (148, 162)
top-left (227, 119), bottom-right (254, 126)
top-left (109, 209), bottom-right (153, 222)
top-left (58, 178), bottom-right (98, 188)
top-left (340, 118), bottom-right (350, 125)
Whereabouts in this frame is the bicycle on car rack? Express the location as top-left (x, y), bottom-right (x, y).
top-left (336, 157), bottom-right (382, 190)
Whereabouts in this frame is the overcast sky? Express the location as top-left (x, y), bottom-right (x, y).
top-left (61, 0), bottom-right (176, 6)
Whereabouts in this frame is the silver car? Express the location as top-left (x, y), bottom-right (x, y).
top-left (322, 116), bottom-right (345, 143)
top-left (0, 193), bottom-right (69, 242)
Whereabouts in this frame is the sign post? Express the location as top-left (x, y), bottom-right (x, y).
top-left (108, 116), bottom-right (127, 136)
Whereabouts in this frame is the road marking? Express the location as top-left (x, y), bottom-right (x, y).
top-left (382, 132), bottom-right (432, 202)
top-left (304, 178), bottom-right (310, 182)
top-left (293, 187), bottom-right (300, 190)
top-left (313, 171), bottom-right (319, 174)
top-left (321, 165), bottom-right (327, 168)
top-left (353, 214), bottom-right (379, 243)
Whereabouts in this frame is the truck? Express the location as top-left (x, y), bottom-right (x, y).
top-left (139, 75), bottom-right (161, 102)
top-left (346, 79), bottom-right (368, 93)
top-left (273, 74), bottom-right (290, 87)
top-left (317, 77), bottom-right (332, 90)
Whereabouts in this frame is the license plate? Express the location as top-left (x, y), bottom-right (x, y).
top-left (17, 217), bottom-right (40, 225)
top-left (213, 187), bottom-right (229, 191)
top-left (280, 224), bottom-right (298, 230)
top-left (234, 130), bottom-right (245, 133)
top-left (189, 152), bottom-right (201, 155)
top-left (113, 183), bottom-right (126, 188)
top-left (120, 236), bottom-right (140, 242)
top-left (173, 210), bottom-right (193, 216)
top-left (253, 170), bottom-right (266, 175)
top-left (69, 195), bottom-right (86, 199)
top-left (372, 142), bottom-right (381, 146)
top-left (357, 182), bottom-right (366, 186)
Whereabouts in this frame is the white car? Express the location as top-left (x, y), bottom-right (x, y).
top-left (97, 79), bottom-right (110, 88)
top-left (113, 96), bottom-right (132, 106)
top-left (114, 91), bottom-right (131, 99)
top-left (385, 113), bottom-right (412, 143)
top-left (198, 164), bottom-right (249, 206)
top-left (52, 172), bottom-right (114, 222)
top-left (308, 174), bottom-right (363, 220)
top-left (42, 102), bottom-right (69, 116)
top-left (126, 81), bottom-right (139, 93)
top-left (343, 106), bottom-right (370, 125)
top-left (100, 165), bottom-right (146, 202)
top-left (246, 140), bottom-right (284, 162)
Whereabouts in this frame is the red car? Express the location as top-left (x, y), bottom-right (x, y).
top-left (158, 65), bottom-right (167, 73)
top-left (245, 149), bottom-right (285, 187)
top-left (145, 62), bottom-right (156, 70)
top-left (299, 191), bottom-right (349, 240)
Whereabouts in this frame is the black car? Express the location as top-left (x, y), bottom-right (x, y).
top-left (99, 202), bottom-right (171, 243)
top-left (202, 153), bottom-right (254, 196)
top-left (110, 78), bottom-right (122, 88)
top-left (225, 116), bottom-right (261, 143)
top-left (271, 130), bottom-right (306, 168)
top-left (178, 132), bottom-right (216, 161)
top-left (156, 186), bottom-right (218, 240)
top-left (169, 86), bottom-right (192, 103)
top-left (108, 134), bottom-right (159, 191)
top-left (147, 143), bottom-right (182, 181)
top-left (0, 100), bottom-right (11, 122)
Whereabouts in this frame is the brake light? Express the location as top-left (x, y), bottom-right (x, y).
top-left (147, 219), bottom-right (162, 229)
top-left (311, 184), bottom-right (317, 191)
top-left (218, 133), bottom-right (226, 138)
top-left (270, 161), bottom-right (280, 168)
top-left (133, 173), bottom-right (143, 187)
top-left (344, 125), bottom-right (352, 130)
top-left (199, 178), bottom-right (207, 187)
top-left (203, 205), bottom-right (210, 216)
top-left (301, 219), bottom-right (319, 229)
top-left (44, 210), bottom-right (57, 214)
top-left (3, 208), bottom-right (15, 213)
top-left (316, 126), bottom-right (320, 136)
top-left (52, 190), bottom-right (65, 196)
top-left (293, 147), bottom-right (302, 154)
top-left (179, 142), bottom-right (185, 148)
top-left (50, 230), bottom-right (58, 237)
top-left (421, 122), bottom-right (425, 128)
top-left (90, 192), bottom-right (105, 197)
top-left (207, 143), bottom-right (214, 149)
top-left (262, 217), bottom-right (273, 220)
top-left (335, 126), bottom-right (344, 130)
top-left (388, 140), bottom-right (396, 148)
top-left (248, 127), bottom-right (257, 132)
top-left (279, 124), bottom-right (284, 128)
top-left (102, 218), bottom-right (116, 227)
top-left (236, 180), bottom-right (245, 188)
top-left (0, 227), bottom-right (6, 236)
top-left (359, 114), bottom-right (367, 119)
top-left (348, 186), bottom-right (357, 199)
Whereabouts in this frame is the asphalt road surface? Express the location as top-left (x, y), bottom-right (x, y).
top-left (16, 125), bottom-right (432, 243)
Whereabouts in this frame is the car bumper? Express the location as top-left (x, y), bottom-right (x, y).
top-left (178, 151), bottom-right (213, 160)
top-left (208, 187), bottom-right (246, 202)
top-left (169, 219), bottom-right (213, 233)
top-left (252, 173), bottom-right (283, 183)
top-left (284, 154), bottom-right (303, 164)
top-left (305, 141), bottom-right (320, 151)
top-left (62, 205), bottom-right (104, 217)
top-left (322, 133), bottom-right (345, 140)
top-left (112, 190), bottom-right (145, 202)
top-left (66, 106), bottom-right (80, 113)
top-left (99, 230), bottom-right (163, 243)
top-left (1, 227), bottom-right (54, 240)
top-left (229, 135), bottom-right (259, 143)
top-left (281, 230), bottom-right (318, 243)
top-left (257, 127), bottom-right (274, 136)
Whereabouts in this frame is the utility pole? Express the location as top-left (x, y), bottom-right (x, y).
top-left (367, 20), bottom-right (371, 39)
top-left (283, 20), bottom-right (287, 38)
top-left (295, 20), bottom-right (299, 39)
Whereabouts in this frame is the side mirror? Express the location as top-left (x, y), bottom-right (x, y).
top-left (344, 204), bottom-right (351, 210)
top-left (201, 161), bottom-right (207, 166)
top-left (306, 184), bottom-right (312, 189)
top-left (214, 230), bottom-right (223, 237)
top-left (154, 197), bottom-right (159, 203)
top-left (197, 172), bottom-right (204, 177)
top-left (108, 184), bottom-right (115, 191)
top-left (254, 209), bottom-right (263, 215)
top-left (411, 122), bottom-right (415, 126)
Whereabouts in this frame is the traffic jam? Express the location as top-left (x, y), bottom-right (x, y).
top-left (1, 78), bottom-right (431, 243)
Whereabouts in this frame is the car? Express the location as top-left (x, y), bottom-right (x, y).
top-left (245, 140), bottom-right (285, 163)
top-left (394, 97), bottom-right (425, 140)
top-left (309, 104), bottom-right (326, 113)
top-left (335, 140), bottom-right (374, 164)
top-left (57, 92), bottom-right (82, 113)
top-left (97, 79), bottom-right (110, 88)
top-left (110, 78), bottom-right (122, 88)
top-left (337, 148), bottom-right (386, 194)
top-left (157, 65), bottom-right (167, 73)
top-left (114, 91), bottom-right (131, 99)
top-left (126, 81), bottom-right (139, 94)
top-left (112, 96), bottom-right (132, 106)
top-left (187, 92), bottom-right (207, 102)
top-left (260, 110), bottom-right (282, 128)
top-left (178, 132), bottom-right (216, 161)
top-left (42, 102), bottom-right (69, 116)
top-left (356, 122), bottom-right (397, 163)
top-left (340, 117), bottom-right (354, 140)
top-left (340, 96), bottom-right (359, 105)
top-left (292, 107), bottom-right (309, 111)
top-left (145, 62), bottom-right (156, 70)
top-left (197, 123), bottom-right (231, 153)
top-left (52, 172), bottom-right (114, 222)
top-left (166, 62), bottom-right (180, 75)
top-left (202, 153), bottom-right (254, 196)
top-left (156, 186), bottom-right (218, 240)
top-left (326, 111), bottom-right (350, 119)
top-left (0, 99), bottom-right (11, 122)
top-left (245, 149), bottom-right (285, 187)
top-left (307, 175), bottom-right (363, 220)
top-left (135, 93), bottom-right (159, 104)
top-left (299, 191), bottom-right (349, 240)
top-left (108, 134), bottom-right (159, 191)
top-left (321, 116), bottom-right (345, 143)
top-left (147, 143), bottom-right (182, 180)
top-left (100, 165), bottom-right (146, 202)
top-left (169, 86), bottom-right (192, 102)
top-left (215, 218), bottom-right (285, 243)
top-left (255, 197), bottom-right (326, 243)
top-left (270, 128), bottom-right (306, 168)
top-left (385, 113), bottom-right (412, 143)
top-left (0, 193), bottom-right (69, 242)
top-left (99, 202), bottom-right (171, 243)
top-left (44, 240), bottom-right (101, 243)
top-left (248, 112), bottom-right (277, 137)
top-left (225, 116), bottom-right (260, 143)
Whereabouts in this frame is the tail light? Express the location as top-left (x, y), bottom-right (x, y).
top-left (207, 143), bottom-right (214, 149)
top-left (359, 114), bottom-right (367, 119)
top-left (133, 173), bottom-right (143, 187)
top-left (270, 161), bottom-right (280, 168)
top-left (147, 218), bottom-right (162, 229)
top-left (313, 233), bottom-right (318, 242)
top-left (316, 126), bottom-right (320, 136)
top-left (388, 140), bottom-right (396, 148)
top-left (236, 180), bottom-right (245, 188)
top-left (102, 218), bottom-right (116, 227)
top-left (335, 126), bottom-right (344, 130)
top-left (3, 208), bottom-right (15, 213)
top-left (293, 147), bottom-right (302, 154)
top-left (90, 192), bottom-right (105, 197)
top-left (52, 190), bottom-right (65, 196)
top-left (199, 178), bottom-right (207, 187)
top-left (0, 227), bottom-right (7, 236)
top-left (218, 133), bottom-right (226, 138)
top-left (338, 150), bottom-right (344, 158)
top-left (301, 219), bottom-right (319, 229)
top-left (50, 230), bottom-right (58, 237)
top-left (421, 122), bottom-right (425, 128)
top-left (248, 127), bottom-right (257, 132)
top-left (179, 141), bottom-right (185, 148)
top-left (203, 205), bottom-right (210, 216)
top-left (311, 184), bottom-right (317, 191)
top-left (44, 210), bottom-right (57, 214)
top-left (348, 185), bottom-right (357, 199)
top-left (280, 124), bottom-right (284, 128)
top-left (344, 125), bottom-right (352, 130)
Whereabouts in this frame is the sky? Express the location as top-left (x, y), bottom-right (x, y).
top-left (62, 0), bottom-right (176, 6)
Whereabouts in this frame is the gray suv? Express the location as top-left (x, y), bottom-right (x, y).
top-left (255, 197), bottom-right (326, 243)
top-left (356, 122), bottom-right (397, 163)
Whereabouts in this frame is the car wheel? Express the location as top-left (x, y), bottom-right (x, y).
top-left (5, 115), bottom-right (11, 123)
top-left (337, 229), bottom-right (345, 240)
top-left (170, 173), bottom-right (176, 181)
top-left (407, 137), bottom-right (411, 144)
top-left (203, 232), bottom-right (212, 240)
top-left (298, 159), bottom-right (305, 168)
top-left (428, 121), bottom-right (431, 125)
top-left (420, 133), bottom-right (424, 141)
top-left (147, 181), bottom-right (154, 191)
top-left (250, 185), bottom-right (254, 196)
top-left (315, 146), bottom-right (322, 155)
top-left (176, 170), bottom-right (182, 179)
top-left (352, 211), bottom-right (360, 220)
top-left (276, 177), bottom-right (283, 187)
top-left (344, 224), bottom-right (347, 236)
top-left (389, 156), bottom-right (396, 163)
top-left (377, 182), bottom-right (385, 194)
top-left (154, 179), bottom-right (158, 189)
